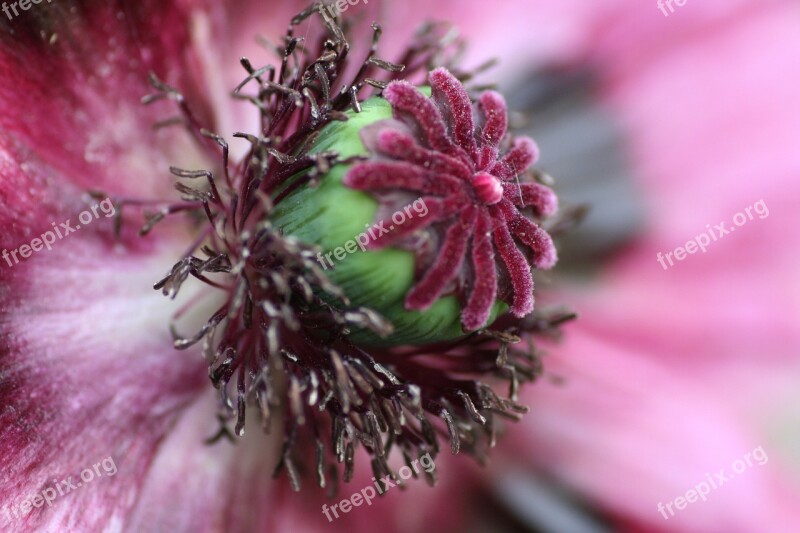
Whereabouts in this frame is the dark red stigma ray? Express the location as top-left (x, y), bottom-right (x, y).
top-left (344, 68), bottom-right (559, 331)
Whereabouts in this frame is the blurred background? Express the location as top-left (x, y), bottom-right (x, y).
top-left (439, 1), bottom-right (800, 531)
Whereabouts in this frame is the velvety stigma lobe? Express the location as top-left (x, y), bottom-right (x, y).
top-left (344, 67), bottom-right (559, 331)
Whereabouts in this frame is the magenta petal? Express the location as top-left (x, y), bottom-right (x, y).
top-left (406, 207), bottom-right (477, 310)
top-left (0, 1), bottom-right (217, 202)
top-left (505, 182), bottom-right (559, 216)
top-left (430, 67), bottom-right (479, 159)
top-left (492, 222), bottom-right (534, 317)
top-left (462, 214), bottom-right (498, 330)
top-left (489, 137), bottom-right (540, 180)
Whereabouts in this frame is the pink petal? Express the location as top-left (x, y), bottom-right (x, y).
top-left (511, 330), bottom-right (800, 533)
top-left (0, 233), bottom-right (208, 531)
top-left (0, 0), bottom-right (217, 202)
top-left (503, 3), bottom-right (800, 531)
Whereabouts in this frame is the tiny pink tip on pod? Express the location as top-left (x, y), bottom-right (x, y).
top-left (471, 172), bottom-right (505, 205)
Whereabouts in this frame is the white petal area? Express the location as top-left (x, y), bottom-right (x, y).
top-left (126, 393), bottom-right (476, 532)
top-left (0, 226), bottom-right (209, 532)
top-left (123, 391), bottom-right (278, 532)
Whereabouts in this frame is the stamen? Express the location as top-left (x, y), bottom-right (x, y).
top-left (137, 5), bottom-right (571, 495)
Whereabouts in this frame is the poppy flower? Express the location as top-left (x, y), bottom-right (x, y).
top-left (0, 1), bottom-right (569, 531)
top-left (4, 1), bottom-right (798, 532)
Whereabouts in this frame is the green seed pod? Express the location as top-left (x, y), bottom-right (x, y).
top-left (273, 69), bottom-right (558, 346)
top-left (273, 96), bottom-right (508, 345)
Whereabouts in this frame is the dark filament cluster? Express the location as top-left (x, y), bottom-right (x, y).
top-left (135, 3), bottom-right (573, 495)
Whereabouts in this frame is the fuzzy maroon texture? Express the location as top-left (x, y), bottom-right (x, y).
top-left (344, 68), bottom-right (558, 330)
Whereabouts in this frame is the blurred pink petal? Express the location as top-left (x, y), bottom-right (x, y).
top-left (0, 2), bottom-right (216, 530)
top-left (0, 235), bottom-right (209, 531)
top-left (503, 1), bottom-right (800, 531)
top-left (515, 330), bottom-right (800, 532)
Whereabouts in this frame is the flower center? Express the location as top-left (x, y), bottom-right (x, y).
top-left (470, 171), bottom-right (504, 205)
